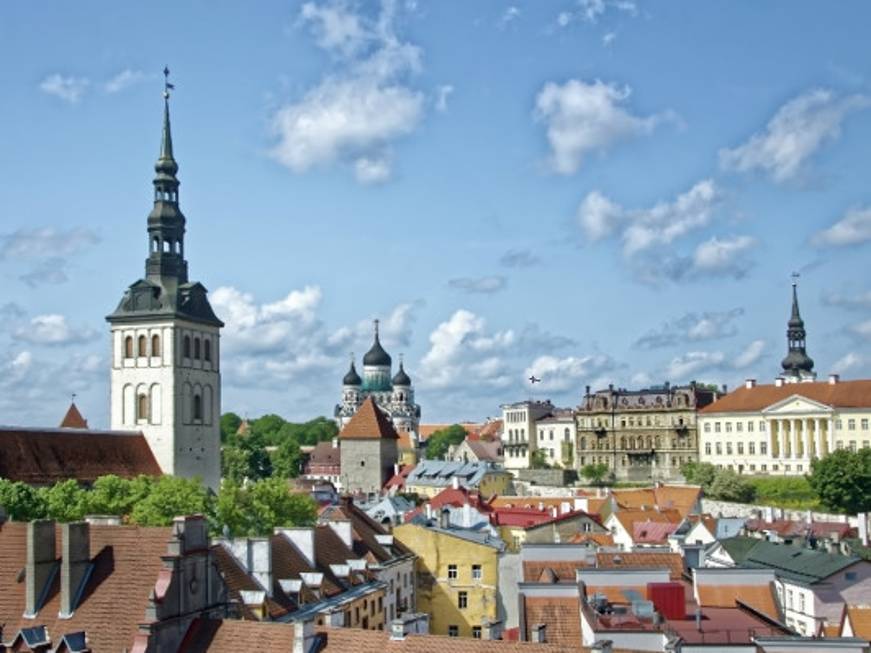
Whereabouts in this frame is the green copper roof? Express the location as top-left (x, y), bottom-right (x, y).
top-left (720, 536), bottom-right (859, 584)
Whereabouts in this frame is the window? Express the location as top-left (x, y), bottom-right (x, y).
top-left (726, 422), bottom-right (733, 433)
top-left (761, 464), bottom-right (767, 471)
top-left (748, 421), bottom-right (755, 432)
top-left (448, 626), bottom-right (458, 638)
top-left (726, 443), bottom-right (733, 455)
top-left (183, 335), bottom-right (191, 358)
top-left (472, 626), bottom-right (482, 639)
top-left (705, 442), bottom-right (711, 455)
top-left (760, 442), bottom-right (768, 455)
top-left (862, 419), bottom-right (869, 430)
top-left (447, 564), bottom-right (457, 580)
top-left (716, 443), bottom-right (722, 455)
top-left (193, 394), bottom-right (203, 421)
top-left (787, 589), bottom-right (793, 609)
top-left (472, 564), bottom-right (482, 581)
top-left (138, 335), bottom-right (147, 357)
top-left (737, 442), bottom-right (744, 455)
top-left (704, 423), bottom-right (711, 433)
top-left (848, 419), bottom-right (856, 430)
top-left (749, 442), bottom-right (755, 455)
top-left (204, 339), bottom-right (212, 362)
top-left (845, 571), bottom-right (857, 581)
top-left (151, 334), bottom-right (160, 357)
top-left (564, 427), bottom-right (570, 441)
top-left (736, 422), bottom-right (743, 432)
top-left (137, 394), bottom-right (149, 421)
top-left (458, 591), bottom-right (468, 609)
top-left (194, 338), bottom-right (201, 360)
top-left (125, 336), bottom-right (134, 358)
top-left (850, 441), bottom-right (857, 452)
top-left (836, 419), bottom-right (843, 430)
top-left (760, 421), bottom-right (766, 432)
top-left (715, 422), bottom-right (721, 433)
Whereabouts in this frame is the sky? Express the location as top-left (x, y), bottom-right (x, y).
top-left (2, 1), bottom-right (871, 428)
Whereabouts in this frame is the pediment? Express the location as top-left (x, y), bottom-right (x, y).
top-left (761, 394), bottom-right (833, 415)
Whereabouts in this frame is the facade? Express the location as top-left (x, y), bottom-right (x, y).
top-left (500, 400), bottom-right (554, 472)
top-left (534, 409), bottom-right (576, 468)
top-left (575, 383), bottom-right (719, 482)
top-left (339, 397), bottom-right (399, 495)
top-left (698, 376), bottom-right (871, 475)
top-left (335, 322), bottom-right (421, 439)
top-left (393, 519), bottom-right (505, 638)
top-left (106, 90), bottom-right (222, 489)
top-left (446, 438), bottom-right (504, 465)
top-left (302, 439), bottom-right (341, 488)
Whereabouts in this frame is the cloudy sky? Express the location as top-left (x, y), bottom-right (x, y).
top-left (2, 1), bottom-right (871, 427)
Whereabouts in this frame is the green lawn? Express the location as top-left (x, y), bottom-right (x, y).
top-left (745, 476), bottom-right (823, 511)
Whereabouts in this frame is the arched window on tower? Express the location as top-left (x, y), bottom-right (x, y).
top-left (151, 334), bottom-right (160, 358)
top-left (193, 394), bottom-right (202, 421)
top-left (163, 240), bottom-right (171, 253)
top-left (183, 335), bottom-right (191, 358)
top-left (152, 237), bottom-right (159, 253)
top-left (204, 339), bottom-right (211, 362)
top-left (194, 338), bottom-right (201, 360)
top-left (124, 336), bottom-right (134, 359)
top-left (138, 335), bottom-right (147, 357)
top-left (137, 394), bottom-right (149, 422)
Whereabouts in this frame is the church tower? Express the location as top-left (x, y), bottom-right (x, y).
top-left (780, 276), bottom-right (815, 383)
top-left (107, 73), bottom-right (223, 489)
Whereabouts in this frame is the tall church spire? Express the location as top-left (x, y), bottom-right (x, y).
top-left (781, 273), bottom-right (815, 381)
top-left (145, 67), bottom-right (188, 284)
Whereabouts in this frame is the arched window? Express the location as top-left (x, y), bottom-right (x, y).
top-left (183, 335), bottom-right (191, 358)
top-left (152, 237), bottom-right (159, 253)
top-left (137, 394), bottom-right (149, 421)
top-left (163, 240), bottom-right (171, 253)
top-left (137, 335), bottom-right (147, 357)
top-left (193, 394), bottom-right (202, 420)
top-left (124, 336), bottom-right (134, 358)
top-left (203, 339), bottom-right (211, 362)
top-left (194, 338), bottom-right (201, 360)
top-left (151, 334), bottom-right (160, 357)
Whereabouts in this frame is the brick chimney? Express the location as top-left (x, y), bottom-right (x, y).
top-left (60, 522), bottom-right (91, 618)
top-left (25, 520), bottom-right (58, 617)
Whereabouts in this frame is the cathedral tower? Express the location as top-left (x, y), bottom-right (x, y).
top-left (780, 276), bottom-right (815, 383)
top-left (107, 74), bottom-right (223, 489)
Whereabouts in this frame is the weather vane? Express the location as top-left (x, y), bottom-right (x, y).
top-left (163, 66), bottom-right (175, 99)
top-left (791, 271), bottom-right (800, 285)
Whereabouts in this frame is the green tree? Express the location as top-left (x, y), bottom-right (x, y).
top-left (214, 479), bottom-right (250, 536)
top-left (272, 438), bottom-right (302, 479)
top-left (250, 414), bottom-right (288, 445)
top-left (530, 449), bottom-right (551, 469)
top-left (220, 412), bottom-right (243, 443)
top-left (425, 424), bottom-right (468, 460)
top-left (709, 470), bottom-right (756, 503)
top-left (83, 474), bottom-right (149, 517)
top-left (681, 461), bottom-right (718, 490)
top-left (42, 480), bottom-right (88, 522)
top-left (581, 462), bottom-right (610, 486)
top-left (247, 477), bottom-right (317, 534)
top-left (130, 475), bottom-right (212, 526)
top-left (808, 449), bottom-right (871, 514)
top-left (222, 445), bottom-right (252, 484)
top-left (0, 479), bottom-right (47, 521)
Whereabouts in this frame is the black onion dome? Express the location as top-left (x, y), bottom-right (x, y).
top-left (363, 334), bottom-right (392, 367)
top-left (392, 362), bottom-right (411, 386)
top-left (781, 350), bottom-right (815, 373)
top-left (343, 361), bottom-right (362, 386)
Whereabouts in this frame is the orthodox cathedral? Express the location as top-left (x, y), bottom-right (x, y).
top-left (334, 321), bottom-right (421, 438)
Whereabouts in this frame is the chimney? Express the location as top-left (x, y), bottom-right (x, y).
top-left (585, 385), bottom-right (591, 396)
top-left (60, 522), bottom-right (91, 618)
top-left (775, 377), bottom-right (784, 388)
top-left (293, 617), bottom-right (318, 653)
top-left (424, 503), bottom-right (434, 521)
top-left (333, 437), bottom-right (339, 449)
top-left (591, 641), bottom-right (613, 653)
top-left (25, 520), bottom-right (58, 618)
top-left (390, 618), bottom-right (407, 640)
top-left (828, 374), bottom-right (840, 385)
top-left (462, 502), bottom-right (472, 527)
top-left (560, 501), bottom-right (571, 515)
top-left (550, 506), bottom-right (558, 518)
top-left (745, 379), bottom-right (756, 389)
top-left (481, 618), bottom-right (503, 641)
top-left (278, 528), bottom-right (315, 566)
top-left (439, 508), bottom-right (450, 530)
top-left (326, 520), bottom-right (353, 549)
top-left (695, 607), bottom-right (703, 631)
top-left (451, 476), bottom-right (460, 490)
top-left (721, 384), bottom-right (728, 394)
top-left (531, 623), bottom-right (547, 643)
top-left (858, 513), bottom-right (869, 547)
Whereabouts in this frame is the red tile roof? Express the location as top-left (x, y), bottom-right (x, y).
top-left (59, 402), bottom-right (88, 429)
top-left (696, 583), bottom-right (780, 620)
top-left (523, 596), bottom-right (582, 645)
top-left (522, 561), bottom-right (590, 583)
top-left (632, 521), bottom-right (679, 544)
top-left (595, 552), bottom-right (685, 580)
top-left (700, 380), bottom-right (871, 413)
top-left (340, 398), bottom-right (399, 440)
top-left (0, 427), bottom-right (162, 485)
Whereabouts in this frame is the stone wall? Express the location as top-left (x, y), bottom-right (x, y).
top-left (700, 497), bottom-right (858, 527)
top-left (516, 469), bottom-right (577, 487)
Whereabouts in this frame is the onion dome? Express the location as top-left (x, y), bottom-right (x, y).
top-left (343, 361), bottom-right (362, 386)
top-left (392, 361), bottom-right (411, 387)
top-left (781, 280), bottom-right (815, 376)
top-left (363, 320), bottom-right (392, 367)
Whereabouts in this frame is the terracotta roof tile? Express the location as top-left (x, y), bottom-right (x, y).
top-left (523, 561), bottom-right (589, 583)
top-left (611, 486), bottom-right (700, 517)
top-left (700, 380), bottom-right (871, 413)
top-left (585, 585), bottom-right (649, 604)
top-left (59, 402), bottom-right (88, 429)
top-left (595, 552), bottom-right (684, 580)
top-left (0, 427), bottom-right (161, 485)
top-left (340, 398), bottom-right (399, 440)
top-left (613, 509), bottom-right (683, 537)
top-left (696, 583), bottom-right (779, 620)
top-left (845, 606), bottom-right (871, 640)
top-left (569, 532), bottom-right (615, 546)
top-left (523, 596), bottom-right (582, 645)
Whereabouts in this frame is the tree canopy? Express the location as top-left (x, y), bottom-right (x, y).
top-left (808, 448), bottom-right (871, 514)
top-left (581, 462), bottom-right (610, 486)
top-left (425, 424), bottom-right (468, 460)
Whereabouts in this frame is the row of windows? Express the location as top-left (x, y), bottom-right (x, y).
top-left (705, 418), bottom-right (871, 433)
top-left (579, 435), bottom-right (693, 450)
top-left (705, 441), bottom-right (769, 456)
top-left (538, 427), bottom-right (572, 442)
top-left (446, 564), bottom-right (482, 581)
top-left (578, 454), bottom-right (693, 468)
top-left (506, 429), bottom-right (527, 442)
top-left (505, 411), bottom-right (526, 424)
top-left (123, 333), bottom-right (213, 362)
top-left (137, 392), bottom-right (205, 421)
top-left (578, 415), bottom-right (691, 428)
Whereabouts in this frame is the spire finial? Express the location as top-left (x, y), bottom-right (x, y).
top-left (159, 67), bottom-right (176, 164)
top-left (791, 271), bottom-right (800, 287)
top-left (374, 318), bottom-right (380, 340)
top-left (71, 392), bottom-right (77, 403)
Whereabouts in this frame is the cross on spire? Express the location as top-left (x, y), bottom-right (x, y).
top-left (163, 66), bottom-right (175, 99)
top-left (791, 271), bottom-right (800, 286)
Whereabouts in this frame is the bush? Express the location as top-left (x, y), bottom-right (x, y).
top-left (680, 461), bottom-right (717, 490)
top-left (808, 449), bottom-right (871, 514)
top-left (709, 470), bottom-right (756, 503)
top-left (747, 476), bottom-right (819, 509)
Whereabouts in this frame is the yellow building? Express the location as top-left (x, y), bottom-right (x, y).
top-left (393, 521), bottom-right (504, 638)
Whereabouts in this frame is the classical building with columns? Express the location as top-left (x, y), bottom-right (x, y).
top-left (698, 281), bottom-right (871, 475)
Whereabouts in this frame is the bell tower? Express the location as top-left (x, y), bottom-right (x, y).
top-left (106, 70), bottom-right (223, 489)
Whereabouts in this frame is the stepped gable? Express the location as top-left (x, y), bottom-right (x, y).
top-left (339, 397), bottom-right (399, 440)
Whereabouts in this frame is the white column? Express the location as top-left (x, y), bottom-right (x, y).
top-left (802, 419), bottom-right (810, 461)
top-left (814, 418), bottom-right (823, 459)
top-left (793, 419), bottom-right (801, 459)
top-left (828, 418), bottom-right (835, 454)
top-left (779, 419), bottom-right (788, 459)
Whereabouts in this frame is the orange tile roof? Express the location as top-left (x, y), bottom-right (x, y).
top-left (845, 605), bottom-right (871, 640)
top-left (490, 497), bottom-right (574, 510)
top-left (0, 522), bottom-right (171, 652)
top-left (700, 380), bottom-right (871, 413)
top-left (569, 532), bottom-right (615, 546)
top-left (611, 486), bottom-right (700, 517)
top-left (696, 583), bottom-right (779, 620)
top-left (523, 561), bottom-right (590, 583)
top-left (523, 596), bottom-right (582, 645)
top-left (585, 585), bottom-right (649, 603)
top-left (340, 397), bottom-right (399, 440)
top-left (0, 427), bottom-right (162, 484)
top-left (59, 402), bottom-right (88, 429)
top-left (596, 552), bottom-right (685, 580)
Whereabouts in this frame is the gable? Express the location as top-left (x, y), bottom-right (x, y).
top-left (762, 394), bottom-right (834, 415)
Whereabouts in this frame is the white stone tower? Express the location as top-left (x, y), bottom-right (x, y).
top-left (106, 73), bottom-right (223, 489)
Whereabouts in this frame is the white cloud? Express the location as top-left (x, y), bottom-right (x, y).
top-left (665, 351), bottom-right (725, 380)
top-left (12, 315), bottom-right (96, 347)
top-left (831, 352), bottom-right (863, 375)
top-left (558, 0), bottom-right (637, 26)
top-left (271, 0), bottom-right (425, 183)
top-left (525, 354), bottom-right (616, 392)
top-left (849, 319), bottom-right (871, 340)
top-left (634, 308), bottom-right (744, 349)
top-left (500, 249), bottom-right (540, 268)
top-left (733, 339), bottom-right (766, 369)
top-left (812, 207), bottom-right (871, 247)
top-left (448, 276), bottom-right (507, 294)
top-left (821, 288), bottom-right (871, 311)
top-left (535, 79), bottom-right (669, 174)
top-left (719, 89), bottom-right (871, 183)
top-left (499, 6), bottom-right (521, 27)
top-left (39, 74), bottom-right (89, 104)
top-left (602, 31), bottom-right (617, 46)
top-left (104, 69), bottom-right (146, 94)
top-left (692, 235), bottom-right (757, 277)
top-left (578, 180), bottom-right (720, 256)
top-left (435, 84), bottom-right (454, 112)
top-left (0, 227), bottom-right (100, 260)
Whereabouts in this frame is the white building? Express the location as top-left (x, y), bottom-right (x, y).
top-left (107, 90), bottom-right (221, 489)
top-left (500, 400), bottom-right (554, 472)
top-left (534, 409), bottom-right (576, 468)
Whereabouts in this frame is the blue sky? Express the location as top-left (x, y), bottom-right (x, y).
top-left (2, 1), bottom-right (871, 427)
